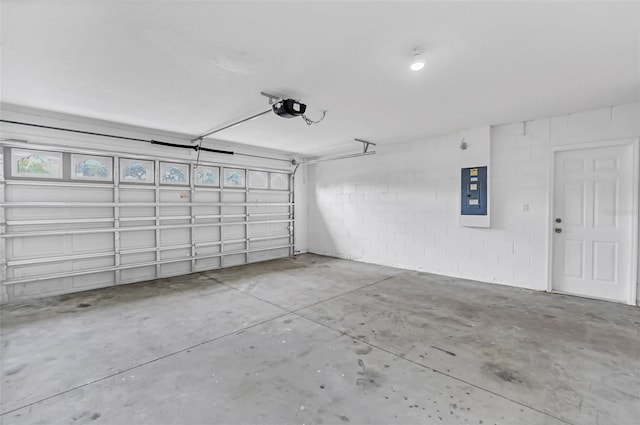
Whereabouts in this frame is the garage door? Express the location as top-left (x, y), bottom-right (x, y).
top-left (0, 143), bottom-right (294, 300)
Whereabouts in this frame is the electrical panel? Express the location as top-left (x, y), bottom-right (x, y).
top-left (461, 166), bottom-right (487, 216)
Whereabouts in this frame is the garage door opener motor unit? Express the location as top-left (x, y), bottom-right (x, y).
top-left (272, 99), bottom-right (306, 118)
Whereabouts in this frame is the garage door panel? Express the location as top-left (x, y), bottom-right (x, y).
top-left (120, 230), bottom-right (156, 249)
top-left (160, 228), bottom-right (190, 246)
top-left (193, 226), bottom-right (220, 243)
top-left (66, 187), bottom-right (112, 202)
top-left (120, 219), bottom-right (155, 228)
top-left (68, 222), bottom-right (113, 231)
top-left (121, 251), bottom-right (156, 265)
top-left (159, 190), bottom-right (190, 201)
top-left (159, 206), bottom-right (190, 217)
top-left (120, 189), bottom-right (154, 202)
top-left (69, 187), bottom-right (112, 202)
top-left (71, 208), bottom-right (114, 219)
top-left (7, 185), bottom-right (107, 202)
top-left (250, 237), bottom-right (290, 251)
top-left (224, 253), bottom-right (246, 267)
top-left (248, 223), bottom-right (269, 237)
top-left (7, 185), bottom-right (112, 202)
top-left (9, 256), bottom-right (116, 280)
top-left (222, 206), bottom-right (245, 217)
top-left (7, 208), bottom-right (113, 221)
top-left (194, 207), bottom-right (221, 218)
top-left (193, 191), bottom-right (220, 203)
top-left (1, 145), bottom-right (293, 300)
top-left (159, 218), bottom-right (191, 226)
top-left (120, 207), bottom-right (155, 218)
top-left (72, 233), bottom-right (114, 253)
top-left (72, 271), bottom-right (115, 289)
top-left (121, 266), bottom-right (156, 283)
top-left (247, 192), bottom-right (289, 203)
top-left (5, 185), bottom-right (44, 201)
top-left (248, 247), bottom-right (290, 263)
top-left (268, 222), bottom-right (291, 235)
top-left (224, 192), bottom-right (245, 202)
top-left (194, 218), bottom-right (221, 225)
top-left (224, 242), bottom-right (246, 253)
top-left (195, 257), bottom-right (221, 271)
top-left (160, 248), bottom-right (191, 260)
top-left (195, 245), bottom-right (221, 256)
top-left (9, 262), bottom-right (70, 279)
top-left (8, 235), bottom-right (69, 260)
top-left (8, 234), bottom-right (113, 262)
top-left (160, 261), bottom-right (191, 277)
top-left (11, 278), bottom-right (68, 298)
top-left (71, 256), bottom-right (115, 271)
top-left (249, 205), bottom-right (290, 215)
top-left (6, 207), bottom-right (70, 220)
top-left (224, 224), bottom-right (246, 240)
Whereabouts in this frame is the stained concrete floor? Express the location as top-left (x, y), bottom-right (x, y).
top-left (1, 254), bottom-right (639, 425)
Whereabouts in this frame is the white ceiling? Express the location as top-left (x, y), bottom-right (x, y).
top-left (2, 1), bottom-right (639, 156)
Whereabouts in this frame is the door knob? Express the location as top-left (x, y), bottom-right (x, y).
top-left (554, 228), bottom-right (562, 233)
top-left (555, 218), bottom-right (562, 223)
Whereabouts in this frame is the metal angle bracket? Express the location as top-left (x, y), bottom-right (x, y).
top-left (260, 91), bottom-right (284, 105)
top-left (354, 138), bottom-right (376, 153)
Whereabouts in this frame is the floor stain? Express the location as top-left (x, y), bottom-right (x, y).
top-left (70, 410), bottom-right (100, 422)
top-left (355, 345), bottom-right (372, 355)
top-left (4, 363), bottom-right (27, 376)
top-left (355, 359), bottom-right (385, 389)
top-left (431, 346), bottom-right (457, 357)
top-left (495, 369), bottom-right (522, 384)
top-left (484, 363), bottom-right (525, 384)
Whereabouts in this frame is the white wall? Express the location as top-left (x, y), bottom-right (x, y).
top-left (307, 102), bottom-right (640, 304)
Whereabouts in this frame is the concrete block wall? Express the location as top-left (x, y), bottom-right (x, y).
top-left (307, 102), bottom-right (640, 303)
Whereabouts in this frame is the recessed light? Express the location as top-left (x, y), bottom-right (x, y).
top-left (410, 61), bottom-right (425, 71)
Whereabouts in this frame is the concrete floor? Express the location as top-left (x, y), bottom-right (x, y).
top-left (1, 254), bottom-right (639, 425)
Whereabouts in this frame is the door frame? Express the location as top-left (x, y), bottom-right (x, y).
top-left (547, 138), bottom-right (639, 305)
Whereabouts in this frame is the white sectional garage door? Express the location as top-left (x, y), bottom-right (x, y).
top-left (1, 143), bottom-right (294, 300)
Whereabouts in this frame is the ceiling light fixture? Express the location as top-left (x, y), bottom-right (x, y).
top-left (410, 47), bottom-right (425, 71)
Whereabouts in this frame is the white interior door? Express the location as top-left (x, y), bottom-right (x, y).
top-left (552, 142), bottom-right (637, 303)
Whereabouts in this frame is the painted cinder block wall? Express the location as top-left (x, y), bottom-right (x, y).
top-left (306, 102), bottom-right (640, 303)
